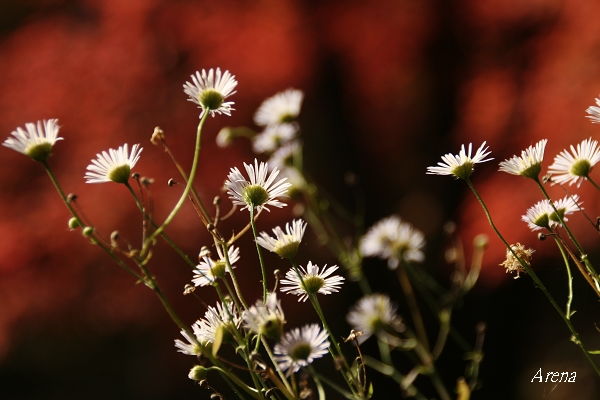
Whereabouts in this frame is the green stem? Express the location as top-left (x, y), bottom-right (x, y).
top-left (221, 239), bottom-right (249, 309)
top-left (124, 182), bottom-right (196, 268)
top-left (44, 163), bottom-right (145, 280)
top-left (397, 263), bottom-right (430, 352)
top-left (287, 259), bottom-right (358, 397)
top-left (307, 366), bottom-right (356, 400)
top-left (158, 136), bottom-right (211, 224)
top-left (553, 236), bottom-right (574, 319)
top-left (141, 112), bottom-right (209, 260)
top-left (361, 356), bottom-right (427, 400)
top-left (428, 369), bottom-right (451, 400)
top-left (260, 336), bottom-right (295, 398)
top-left (586, 175), bottom-right (600, 192)
top-left (250, 206), bottom-right (269, 301)
top-left (465, 177), bottom-right (600, 376)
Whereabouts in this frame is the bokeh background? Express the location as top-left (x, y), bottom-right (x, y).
top-left (1, 0), bottom-right (600, 399)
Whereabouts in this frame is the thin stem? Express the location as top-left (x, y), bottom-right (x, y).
top-left (221, 239), bottom-right (249, 309)
top-left (397, 263), bottom-right (430, 352)
top-left (158, 135), bottom-right (211, 224)
top-left (428, 369), bottom-right (451, 400)
top-left (125, 181), bottom-right (196, 269)
top-left (465, 177), bottom-right (600, 376)
top-left (586, 175), bottom-right (600, 192)
top-left (260, 336), bottom-right (295, 397)
top-left (307, 294), bottom-right (358, 398)
top-left (554, 232), bottom-right (600, 297)
top-left (306, 366), bottom-right (356, 400)
top-left (361, 356), bottom-right (427, 400)
top-left (44, 163), bottom-right (145, 280)
top-left (553, 236), bottom-right (574, 318)
top-left (141, 112), bottom-right (209, 260)
top-left (250, 206), bottom-right (269, 301)
top-left (377, 337), bottom-right (393, 365)
top-left (287, 258), bottom-right (358, 396)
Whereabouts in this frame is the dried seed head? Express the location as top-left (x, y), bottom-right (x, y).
top-left (500, 243), bottom-right (534, 279)
top-left (150, 126), bottom-right (165, 145)
top-left (183, 284), bottom-right (196, 295)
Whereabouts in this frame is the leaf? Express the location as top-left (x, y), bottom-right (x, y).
top-left (212, 325), bottom-right (223, 357)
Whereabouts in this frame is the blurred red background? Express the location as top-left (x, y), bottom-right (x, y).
top-left (1, 0), bottom-right (600, 398)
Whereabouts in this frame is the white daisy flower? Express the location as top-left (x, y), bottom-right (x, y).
top-left (346, 294), bottom-right (403, 344)
top-left (360, 215), bottom-right (425, 269)
top-left (225, 159), bottom-right (291, 212)
top-left (256, 219), bottom-right (307, 259)
top-left (85, 144), bottom-right (142, 184)
top-left (3, 119), bottom-right (63, 162)
top-left (426, 142), bottom-right (493, 180)
top-left (550, 194), bottom-right (582, 226)
top-left (252, 124), bottom-right (298, 154)
top-left (174, 329), bottom-right (203, 356)
top-left (242, 293), bottom-right (286, 340)
top-left (274, 324), bottom-right (330, 376)
top-left (254, 89), bottom-right (304, 127)
top-left (522, 199), bottom-right (553, 231)
top-left (280, 261), bottom-right (344, 302)
top-left (548, 138), bottom-right (600, 187)
top-left (194, 301), bottom-right (240, 345)
top-left (498, 139), bottom-right (547, 179)
top-left (586, 96), bottom-right (600, 124)
top-left (183, 68), bottom-right (237, 118)
top-left (192, 246), bottom-right (240, 287)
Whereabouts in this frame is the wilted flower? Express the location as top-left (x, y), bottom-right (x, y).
top-left (500, 243), bottom-right (534, 279)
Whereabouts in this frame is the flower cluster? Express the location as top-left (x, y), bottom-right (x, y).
top-left (522, 195), bottom-right (582, 231)
top-left (13, 65), bottom-right (600, 399)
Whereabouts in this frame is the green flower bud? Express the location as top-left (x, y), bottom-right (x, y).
top-left (188, 365), bottom-right (209, 381)
top-left (68, 217), bottom-right (80, 230)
